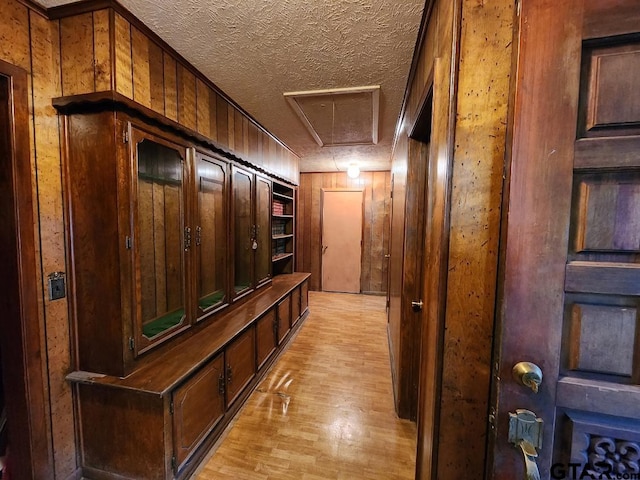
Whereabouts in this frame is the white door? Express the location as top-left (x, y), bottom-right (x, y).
top-left (321, 189), bottom-right (363, 293)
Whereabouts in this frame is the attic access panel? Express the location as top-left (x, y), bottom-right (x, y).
top-left (284, 86), bottom-right (380, 147)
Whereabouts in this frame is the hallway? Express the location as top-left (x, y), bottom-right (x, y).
top-left (193, 291), bottom-right (416, 479)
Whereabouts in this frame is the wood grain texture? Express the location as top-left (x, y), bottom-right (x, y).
top-left (60, 13), bottom-right (94, 96)
top-left (216, 94), bottom-right (229, 148)
top-left (0, 0), bottom-right (31, 71)
top-left (29, 12), bottom-right (78, 479)
top-left (1, 4), bottom-right (78, 478)
top-left (297, 171), bottom-right (391, 294)
top-left (196, 78), bottom-right (211, 138)
top-left (114, 12), bottom-right (132, 98)
top-left (0, 55), bottom-right (53, 480)
top-left (53, 3), bottom-right (300, 183)
top-left (163, 52), bottom-right (177, 121)
top-left (131, 25), bottom-right (151, 108)
top-left (92, 9), bottom-right (111, 91)
top-left (194, 292), bottom-right (416, 480)
top-left (177, 63), bottom-right (197, 131)
top-left (148, 39), bottom-right (164, 114)
top-left (437, 0), bottom-right (513, 477)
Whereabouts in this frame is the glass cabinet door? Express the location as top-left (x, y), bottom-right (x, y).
top-left (255, 176), bottom-right (271, 285)
top-left (195, 154), bottom-right (227, 318)
top-left (135, 136), bottom-right (187, 347)
top-left (232, 167), bottom-right (254, 297)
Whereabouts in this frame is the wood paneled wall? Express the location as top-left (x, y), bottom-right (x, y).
top-left (0, 0), bottom-right (76, 478)
top-left (387, 0), bottom-right (515, 478)
top-left (0, 1), bottom-right (302, 478)
top-left (297, 171), bottom-right (391, 295)
top-left (52, 4), bottom-right (299, 184)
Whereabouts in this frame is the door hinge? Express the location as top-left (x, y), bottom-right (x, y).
top-left (218, 373), bottom-right (225, 396)
top-left (171, 455), bottom-right (176, 472)
top-left (273, 317), bottom-right (278, 339)
top-left (123, 129), bottom-right (129, 143)
top-left (125, 235), bottom-right (132, 249)
top-left (169, 400), bottom-right (174, 415)
top-left (128, 337), bottom-right (135, 351)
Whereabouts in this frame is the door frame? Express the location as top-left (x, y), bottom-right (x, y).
top-left (0, 58), bottom-right (52, 478)
top-left (320, 188), bottom-right (365, 293)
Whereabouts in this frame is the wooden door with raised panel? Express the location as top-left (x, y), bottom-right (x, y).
top-left (256, 309), bottom-right (277, 369)
top-left (225, 328), bottom-right (256, 406)
top-left (491, 1), bottom-right (640, 478)
top-left (172, 354), bottom-right (224, 470)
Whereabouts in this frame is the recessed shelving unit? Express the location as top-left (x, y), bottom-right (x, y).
top-left (272, 182), bottom-right (296, 275)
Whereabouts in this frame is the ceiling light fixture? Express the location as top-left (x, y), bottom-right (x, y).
top-left (347, 164), bottom-right (360, 179)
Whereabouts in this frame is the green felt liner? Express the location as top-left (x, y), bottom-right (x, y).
top-left (143, 309), bottom-right (184, 338)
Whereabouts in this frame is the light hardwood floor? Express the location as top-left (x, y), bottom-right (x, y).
top-left (192, 291), bottom-right (417, 480)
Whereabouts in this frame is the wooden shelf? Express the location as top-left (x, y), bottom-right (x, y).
top-left (273, 191), bottom-right (294, 201)
top-left (272, 253), bottom-right (294, 262)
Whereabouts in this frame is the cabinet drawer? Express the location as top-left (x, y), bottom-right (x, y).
top-left (256, 310), bottom-right (277, 369)
top-left (277, 295), bottom-right (291, 344)
top-left (226, 328), bottom-right (256, 406)
top-left (172, 354), bottom-right (225, 470)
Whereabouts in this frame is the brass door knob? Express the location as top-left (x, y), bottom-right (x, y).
top-left (512, 362), bottom-right (543, 393)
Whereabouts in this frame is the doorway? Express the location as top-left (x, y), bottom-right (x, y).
top-left (0, 59), bottom-right (51, 478)
top-left (321, 189), bottom-right (363, 293)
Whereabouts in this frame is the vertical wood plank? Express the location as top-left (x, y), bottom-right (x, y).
top-left (310, 174), bottom-right (323, 290)
top-left (176, 63), bottom-right (196, 131)
top-left (92, 9), bottom-right (111, 91)
top-left (216, 95), bottom-right (228, 148)
top-left (240, 112), bottom-right (248, 157)
top-left (163, 52), bottom-right (177, 121)
top-left (30, 11), bottom-right (78, 479)
top-left (370, 171), bottom-right (386, 292)
top-left (361, 172), bottom-right (373, 292)
top-left (114, 12), bottom-right (132, 98)
top-left (227, 104), bottom-right (235, 151)
top-left (131, 26), bottom-right (151, 109)
top-left (196, 78), bottom-right (210, 138)
top-left (256, 130), bottom-right (264, 166)
top-left (0, 0), bottom-right (30, 71)
top-left (60, 13), bottom-right (94, 96)
top-left (148, 40), bottom-right (164, 115)
top-left (233, 107), bottom-right (244, 154)
top-left (248, 122), bottom-right (258, 164)
top-left (208, 88), bottom-right (218, 142)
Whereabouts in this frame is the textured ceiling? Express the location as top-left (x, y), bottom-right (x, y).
top-left (41, 0), bottom-right (424, 173)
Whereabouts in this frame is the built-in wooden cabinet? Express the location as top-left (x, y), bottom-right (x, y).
top-left (272, 181), bottom-right (296, 275)
top-left (71, 273), bottom-right (309, 479)
top-left (57, 84), bottom-right (306, 479)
